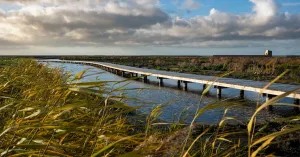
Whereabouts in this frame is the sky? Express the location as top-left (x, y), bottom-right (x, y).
top-left (0, 0), bottom-right (300, 56)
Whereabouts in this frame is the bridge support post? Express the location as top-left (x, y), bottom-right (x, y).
top-left (183, 81), bottom-right (188, 91)
top-left (132, 73), bottom-right (139, 80)
top-left (177, 80), bottom-right (181, 89)
top-left (130, 73), bottom-right (134, 78)
top-left (266, 94), bottom-right (275, 111)
top-left (203, 84), bottom-right (207, 90)
top-left (240, 90), bottom-right (245, 99)
top-left (158, 77), bottom-right (164, 86)
top-left (294, 99), bottom-right (300, 112)
top-left (142, 75), bottom-right (148, 83)
top-left (217, 87), bottom-right (222, 99)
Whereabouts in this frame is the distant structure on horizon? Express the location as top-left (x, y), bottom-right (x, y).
top-left (264, 50), bottom-right (272, 57)
top-left (214, 50), bottom-right (273, 57)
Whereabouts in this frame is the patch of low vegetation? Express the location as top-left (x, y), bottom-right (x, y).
top-left (0, 59), bottom-right (300, 156)
top-left (61, 56), bottom-right (300, 84)
top-left (0, 58), bottom-right (18, 67)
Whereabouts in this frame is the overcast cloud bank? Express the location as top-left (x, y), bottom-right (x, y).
top-left (0, 0), bottom-right (299, 55)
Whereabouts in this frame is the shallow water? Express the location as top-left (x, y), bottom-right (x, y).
top-left (43, 62), bottom-right (296, 124)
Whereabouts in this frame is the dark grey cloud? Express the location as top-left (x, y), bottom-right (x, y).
top-left (0, 0), bottom-right (300, 49)
top-left (22, 9), bottom-right (168, 33)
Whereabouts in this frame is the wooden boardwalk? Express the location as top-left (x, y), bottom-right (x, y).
top-left (41, 60), bottom-right (300, 106)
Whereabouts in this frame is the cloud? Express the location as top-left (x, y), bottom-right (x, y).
top-left (182, 0), bottom-right (200, 11)
top-left (0, 0), bottom-right (299, 49)
top-left (0, 0), bottom-right (169, 46)
top-left (250, 0), bottom-right (279, 24)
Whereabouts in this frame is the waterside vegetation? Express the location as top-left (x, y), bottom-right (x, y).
top-left (0, 59), bottom-right (300, 156)
top-left (62, 56), bottom-right (300, 84)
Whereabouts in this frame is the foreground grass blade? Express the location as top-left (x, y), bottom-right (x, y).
top-left (259, 69), bottom-right (289, 94)
top-left (182, 128), bottom-right (210, 157)
top-left (247, 88), bottom-right (300, 156)
top-left (91, 135), bottom-right (139, 157)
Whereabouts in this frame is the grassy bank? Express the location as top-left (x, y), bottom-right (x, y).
top-left (61, 56), bottom-right (300, 84)
top-left (0, 59), bottom-right (300, 156)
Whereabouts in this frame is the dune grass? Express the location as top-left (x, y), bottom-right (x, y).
top-left (0, 59), bottom-right (299, 157)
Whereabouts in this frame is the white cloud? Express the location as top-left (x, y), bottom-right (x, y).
top-left (182, 0), bottom-right (200, 10)
top-left (136, 0), bottom-right (160, 6)
top-left (250, 0), bottom-right (279, 24)
top-left (0, 0), bottom-right (299, 51)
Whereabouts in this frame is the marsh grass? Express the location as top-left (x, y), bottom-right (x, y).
top-left (0, 59), bottom-right (299, 157)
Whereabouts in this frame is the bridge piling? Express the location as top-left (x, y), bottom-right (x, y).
top-left (182, 81), bottom-right (188, 91)
top-left (266, 94), bottom-right (275, 111)
top-left (203, 84), bottom-right (207, 90)
top-left (133, 73), bottom-right (139, 80)
top-left (240, 90), bottom-right (245, 99)
top-left (294, 99), bottom-right (300, 112)
top-left (177, 80), bottom-right (181, 89)
top-left (158, 77), bottom-right (164, 86)
top-left (142, 75), bottom-right (148, 83)
top-left (217, 87), bottom-right (222, 99)
top-left (129, 73), bottom-right (134, 78)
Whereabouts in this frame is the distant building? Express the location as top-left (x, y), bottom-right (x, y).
top-left (265, 50), bottom-right (272, 57)
top-left (214, 50), bottom-right (273, 57)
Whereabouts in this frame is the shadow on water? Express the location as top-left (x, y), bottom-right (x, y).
top-left (43, 62), bottom-right (297, 124)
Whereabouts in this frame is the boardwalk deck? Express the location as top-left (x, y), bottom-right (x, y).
top-left (42, 60), bottom-right (300, 100)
